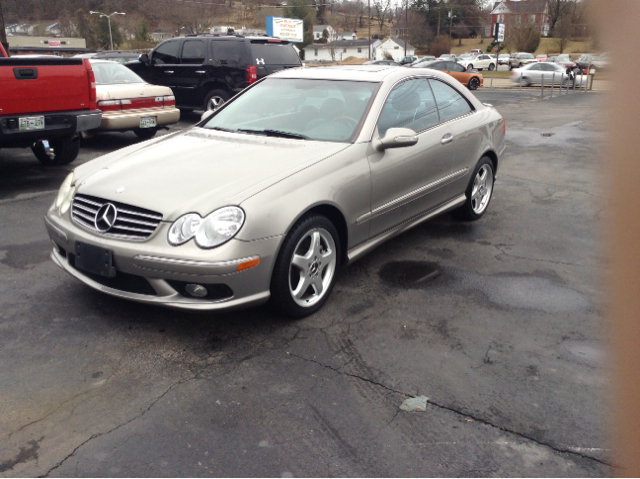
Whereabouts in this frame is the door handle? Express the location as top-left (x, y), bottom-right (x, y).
top-left (441, 133), bottom-right (453, 145)
top-left (195, 71), bottom-right (206, 74)
top-left (164, 70), bottom-right (174, 74)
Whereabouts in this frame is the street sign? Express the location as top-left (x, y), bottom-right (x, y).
top-left (494, 23), bottom-right (505, 42)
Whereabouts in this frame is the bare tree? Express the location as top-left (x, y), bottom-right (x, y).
top-left (373, 0), bottom-right (391, 31)
top-left (547, 0), bottom-right (573, 35)
top-left (552, 15), bottom-right (571, 53)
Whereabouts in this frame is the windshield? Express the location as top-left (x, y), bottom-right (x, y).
top-left (202, 78), bottom-right (378, 142)
top-left (91, 61), bottom-right (145, 84)
top-left (521, 53), bottom-right (534, 59)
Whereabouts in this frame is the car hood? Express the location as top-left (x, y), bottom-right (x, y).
top-left (73, 128), bottom-right (350, 220)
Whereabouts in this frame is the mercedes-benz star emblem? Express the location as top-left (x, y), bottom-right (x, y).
top-left (95, 203), bottom-right (118, 232)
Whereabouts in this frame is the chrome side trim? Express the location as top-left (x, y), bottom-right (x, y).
top-left (356, 168), bottom-right (468, 225)
top-left (348, 194), bottom-right (466, 263)
top-left (133, 255), bottom-right (259, 268)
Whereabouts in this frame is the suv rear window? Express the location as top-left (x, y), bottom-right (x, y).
top-left (250, 42), bottom-right (300, 65)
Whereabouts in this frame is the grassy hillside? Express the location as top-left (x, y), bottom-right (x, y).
top-left (448, 37), bottom-right (595, 56)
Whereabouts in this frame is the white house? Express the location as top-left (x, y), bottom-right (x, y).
top-left (373, 37), bottom-right (415, 61)
top-left (304, 39), bottom-right (376, 62)
top-left (312, 25), bottom-right (336, 42)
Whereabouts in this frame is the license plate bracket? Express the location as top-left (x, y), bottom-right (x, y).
top-left (74, 241), bottom-right (116, 278)
top-left (19, 115), bottom-right (45, 131)
top-left (139, 116), bottom-right (157, 128)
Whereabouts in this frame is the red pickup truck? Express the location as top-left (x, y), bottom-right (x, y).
top-left (0, 52), bottom-right (102, 165)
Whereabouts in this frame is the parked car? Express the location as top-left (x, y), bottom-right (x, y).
top-left (438, 54), bottom-right (457, 61)
top-left (497, 53), bottom-right (510, 65)
top-left (470, 49), bottom-right (483, 55)
top-left (45, 65), bottom-right (505, 317)
top-left (510, 61), bottom-right (572, 86)
top-left (547, 54), bottom-right (576, 70)
top-left (413, 59), bottom-right (484, 90)
top-left (0, 56), bottom-right (101, 165)
top-left (508, 52), bottom-right (537, 69)
top-left (398, 55), bottom-right (418, 65)
top-left (75, 50), bottom-right (141, 64)
top-left (575, 53), bottom-right (608, 72)
top-left (364, 60), bottom-right (400, 66)
top-left (88, 59), bottom-right (180, 140)
top-left (410, 55), bottom-right (436, 65)
top-left (458, 53), bottom-right (496, 71)
top-left (127, 34), bottom-right (302, 111)
top-left (535, 54), bottom-right (548, 62)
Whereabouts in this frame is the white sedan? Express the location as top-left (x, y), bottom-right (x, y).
top-left (88, 60), bottom-right (180, 139)
top-left (458, 54), bottom-right (496, 71)
top-left (510, 62), bottom-right (572, 87)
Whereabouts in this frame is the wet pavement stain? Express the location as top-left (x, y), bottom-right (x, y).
top-left (557, 340), bottom-right (606, 368)
top-left (0, 240), bottom-right (52, 270)
top-left (378, 261), bottom-right (441, 288)
top-left (0, 437), bottom-right (43, 472)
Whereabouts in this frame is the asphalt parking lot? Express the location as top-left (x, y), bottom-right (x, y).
top-left (0, 90), bottom-right (610, 477)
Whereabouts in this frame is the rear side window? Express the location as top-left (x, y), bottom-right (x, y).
top-left (153, 40), bottom-right (180, 64)
top-left (250, 42), bottom-right (301, 65)
top-left (211, 40), bottom-right (247, 67)
top-left (428, 80), bottom-right (472, 122)
top-left (181, 40), bottom-right (206, 64)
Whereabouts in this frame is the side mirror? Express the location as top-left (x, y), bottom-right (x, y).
top-left (374, 127), bottom-right (418, 152)
top-left (139, 53), bottom-right (150, 66)
top-left (200, 109), bottom-right (215, 122)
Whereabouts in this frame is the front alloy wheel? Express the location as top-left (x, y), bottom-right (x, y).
top-left (468, 77), bottom-right (480, 90)
top-left (270, 215), bottom-right (340, 318)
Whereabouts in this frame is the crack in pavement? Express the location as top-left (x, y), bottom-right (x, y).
top-left (287, 351), bottom-right (613, 468)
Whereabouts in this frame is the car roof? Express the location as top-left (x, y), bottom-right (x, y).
top-left (271, 64), bottom-right (459, 84)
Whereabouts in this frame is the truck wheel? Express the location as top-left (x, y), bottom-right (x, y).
top-left (133, 127), bottom-right (158, 140)
top-left (32, 135), bottom-right (80, 166)
top-left (204, 89), bottom-right (230, 111)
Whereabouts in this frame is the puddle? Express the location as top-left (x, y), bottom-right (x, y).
top-left (506, 121), bottom-right (599, 148)
top-left (462, 275), bottom-right (590, 313)
top-left (0, 240), bottom-right (52, 270)
top-left (558, 340), bottom-right (606, 368)
top-left (379, 261), bottom-right (441, 288)
top-left (541, 132), bottom-right (555, 137)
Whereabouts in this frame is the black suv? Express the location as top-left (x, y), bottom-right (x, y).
top-left (127, 35), bottom-right (301, 111)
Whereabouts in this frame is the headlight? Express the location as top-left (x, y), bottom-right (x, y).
top-left (55, 173), bottom-right (73, 209)
top-left (60, 186), bottom-right (75, 215)
top-left (167, 206), bottom-right (245, 249)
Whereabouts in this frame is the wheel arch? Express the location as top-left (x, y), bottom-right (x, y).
top-left (295, 204), bottom-right (349, 265)
top-left (199, 81), bottom-right (231, 105)
top-left (481, 149), bottom-right (499, 176)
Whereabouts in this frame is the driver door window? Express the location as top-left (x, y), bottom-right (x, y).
top-left (153, 41), bottom-right (180, 64)
top-left (377, 78), bottom-right (440, 136)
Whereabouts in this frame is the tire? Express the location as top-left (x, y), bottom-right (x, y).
top-left (31, 135), bottom-right (80, 166)
top-left (519, 76), bottom-right (530, 87)
top-left (454, 157), bottom-right (495, 221)
top-left (488, 63), bottom-right (495, 71)
top-left (518, 62), bottom-right (523, 68)
top-left (509, 62), bottom-right (513, 70)
top-left (204, 89), bottom-right (230, 111)
top-left (467, 64), bottom-right (474, 71)
top-left (468, 76), bottom-right (480, 90)
top-left (270, 215), bottom-right (341, 318)
top-left (133, 127), bottom-right (158, 140)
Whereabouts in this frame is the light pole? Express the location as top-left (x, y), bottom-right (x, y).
top-left (90, 11), bottom-right (125, 51)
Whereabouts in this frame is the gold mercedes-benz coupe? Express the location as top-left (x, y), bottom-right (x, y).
top-left (45, 65), bottom-right (506, 317)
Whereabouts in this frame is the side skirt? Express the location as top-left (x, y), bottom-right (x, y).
top-left (346, 194), bottom-right (466, 264)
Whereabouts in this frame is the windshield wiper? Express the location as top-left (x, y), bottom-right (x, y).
top-left (209, 126), bottom-right (235, 132)
top-left (236, 128), bottom-right (308, 140)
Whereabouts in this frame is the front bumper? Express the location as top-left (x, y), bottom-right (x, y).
top-left (97, 107), bottom-right (180, 131)
top-left (44, 211), bottom-right (281, 311)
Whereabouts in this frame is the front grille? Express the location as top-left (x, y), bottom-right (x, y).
top-left (68, 253), bottom-right (157, 296)
top-left (71, 194), bottom-right (163, 240)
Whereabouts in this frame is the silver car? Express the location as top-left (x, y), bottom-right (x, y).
top-left (45, 65), bottom-right (506, 317)
top-left (510, 62), bottom-right (572, 87)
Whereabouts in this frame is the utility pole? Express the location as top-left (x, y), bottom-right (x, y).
top-left (404, 0), bottom-right (408, 56)
top-left (449, 8), bottom-right (453, 37)
top-left (368, 0), bottom-right (371, 59)
top-left (436, 7), bottom-right (441, 37)
top-left (0, 1), bottom-right (9, 54)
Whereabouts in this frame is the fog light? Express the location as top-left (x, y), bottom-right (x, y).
top-left (185, 283), bottom-right (208, 298)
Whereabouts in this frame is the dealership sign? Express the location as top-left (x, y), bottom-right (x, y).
top-left (265, 16), bottom-right (303, 43)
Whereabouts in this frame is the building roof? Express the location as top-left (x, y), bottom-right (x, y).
top-left (312, 25), bottom-right (334, 33)
top-left (492, 0), bottom-right (547, 15)
top-left (305, 38), bottom-right (374, 50)
top-left (380, 37), bottom-right (414, 50)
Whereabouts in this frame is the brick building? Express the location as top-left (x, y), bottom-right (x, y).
top-left (490, 0), bottom-right (551, 37)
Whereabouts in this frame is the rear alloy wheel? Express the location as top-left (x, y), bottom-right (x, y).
top-left (270, 215), bottom-right (340, 318)
top-left (133, 127), bottom-right (158, 140)
top-left (204, 89), bottom-right (230, 111)
top-left (455, 157), bottom-right (495, 221)
top-left (488, 63), bottom-right (495, 71)
top-left (468, 76), bottom-right (480, 90)
top-left (519, 76), bottom-right (530, 87)
top-left (31, 135), bottom-right (80, 166)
